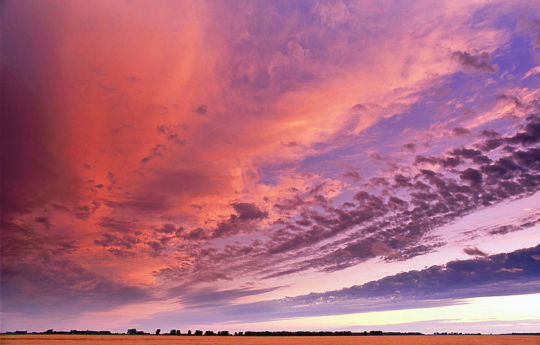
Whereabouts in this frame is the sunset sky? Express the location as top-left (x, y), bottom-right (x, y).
top-left (1, 0), bottom-right (540, 334)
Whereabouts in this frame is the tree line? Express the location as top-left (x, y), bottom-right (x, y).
top-left (8, 329), bottom-right (527, 336)
top-left (130, 329), bottom-right (423, 336)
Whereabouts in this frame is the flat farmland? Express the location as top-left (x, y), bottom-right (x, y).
top-left (1, 335), bottom-right (539, 345)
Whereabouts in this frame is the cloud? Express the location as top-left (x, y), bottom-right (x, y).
top-left (156, 223), bottom-right (182, 234)
top-left (452, 51), bottom-right (497, 73)
top-left (194, 105), bottom-right (208, 115)
top-left (156, 124), bottom-right (186, 146)
top-left (403, 142), bottom-right (416, 152)
top-left (254, 112), bottom-right (540, 277)
top-left (209, 203), bottom-right (269, 239)
top-left (94, 232), bottom-right (142, 257)
top-left (463, 247), bottom-right (488, 257)
top-left (1, 221), bottom-right (151, 315)
top-left (169, 286), bottom-right (283, 307)
top-left (1, 259), bottom-right (152, 315)
top-left (176, 245), bottom-right (540, 324)
top-left (34, 216), bottom-right (51, 229)
top-left (231, 203), bottom-right (268, 221)
top-left (460, 168), bottom-right (483, 185)
top-left (98, 217), bottom-right (139, 234)
top-left (507, 116), bottom-right (540, 146)
top-left (297, 244), bottom-right (540, 302)
top-left (2, 0), bottom-right (539, 330)
top-left (155, 108), bottom-right (540, 284)
top-left (522, 65), bottom-right (540, 80)
top-left (141, 144), bottom-right (167, 163)
top-left (452, 127), bottom-right (471, 136)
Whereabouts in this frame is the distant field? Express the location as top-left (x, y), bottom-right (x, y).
top-left (1, 335), bottom-right (539, 345)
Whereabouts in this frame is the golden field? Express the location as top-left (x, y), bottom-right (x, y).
top-left (0, 335), bottom-right (539, 345)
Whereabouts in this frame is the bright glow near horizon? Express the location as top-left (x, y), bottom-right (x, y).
top-left (225, 293), bottom-right (540, 332)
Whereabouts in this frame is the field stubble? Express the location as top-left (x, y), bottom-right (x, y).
top-left (1, 335), bottom-right (539, 345)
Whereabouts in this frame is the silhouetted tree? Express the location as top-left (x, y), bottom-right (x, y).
top-left (187, 330), bottom-right (192, 335)
top-left (204, 330), bottom-right (215, 335)
top-left (170, 330), bottom-right (176, 335)
top-left (127, 329), bottom-right (137, 335)
top-left (156, 329), bottom-right (161, 335)
top-left (194, 330), bottom-right (203, 336)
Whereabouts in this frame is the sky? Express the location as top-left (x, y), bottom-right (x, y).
top-left (1, 0), bottom-right (540, 335)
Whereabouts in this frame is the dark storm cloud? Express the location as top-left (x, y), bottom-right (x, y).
top-left (452, 51), bottom-right (497, 73)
